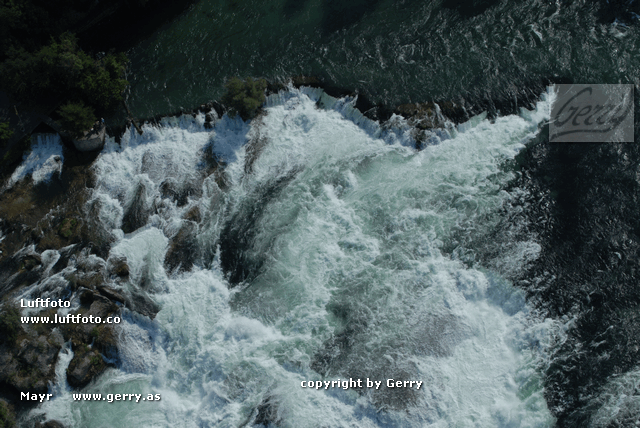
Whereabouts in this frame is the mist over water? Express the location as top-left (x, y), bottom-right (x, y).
top-left (27, 89), bottom-right (558, 427)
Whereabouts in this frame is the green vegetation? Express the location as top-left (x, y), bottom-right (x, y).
top-left (0, 0), bottom-right (130, 139)
top-left (0, 304), bottom-right (22, 345)
top-left (57, 102), bottom-right (96, 139)
top-left (1, 32), bottom-right (127, 136)
top-left (0, 121), bottom-right (12, 144)
top-left (0, 400), bottom-right (16, 428)
top-left (222, 77), bottom-right (267, 121)
top-left (90, 354), bottom-right (102, 366)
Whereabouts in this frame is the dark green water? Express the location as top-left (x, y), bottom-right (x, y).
top-left (126, 0), bottom-right (639, 118)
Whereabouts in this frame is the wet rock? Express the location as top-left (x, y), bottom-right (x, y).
top-left (159, 178), bottom-right (179, 200)
top-left (396, 102), bottom-right (445, 129)
top-left (107, 255), bottom-right (129, 278)
top-left (96, 284), bottom-right (125, 304)
top-left (159, 178), bottom-right (200, 207)
top-left (0, 252), bottom-right (42, 296)
top-left (63, 294), bottom-right (118, 388)
top-left (291, 75), bottom-right (322, 88)
top-left (0, 400), bottom-right (16, 427)
top-left (73, 123), bottom-right (106, 152)
top-left (165, 221), bottom-right (198, 273)
top-left (68, 271), bottom-right (104, 291)
top-left (20, 253), bottom-right (42, 271)
top-left (121, 180), bottom-right (151, 233)
top-left (17, 336), bottom-right (59, 380)
top-left (219, 172), bottom-right (298, 285)
top-left (254, 396), bottom-right (279, 427)
top-left (437, 100), bottom-right (469, 124)
top-left (49, 329), bottom-right (65, 348)
top-left (0, 335), bottom-right (60, 396)
top-left (183, 205), bottom-right (201, 224)
top-left (84, 198), bottom-right (116, 259)
top-left (87, 295), bottom-right (117, 320)
top-left (35, 420), bottom-right (66, 428)
top-left (204, 112), bottom-right (216, 130)
top-left (62, 291), bottom-right (118, 346)
top-left (66, 348), bottom-right (105, 388)
top-left (127, 290), bottom-right (160, 320)
top-left (244, 134), bottom-right (269, 175)
top-left (48, 245), bottom-right (76, 275)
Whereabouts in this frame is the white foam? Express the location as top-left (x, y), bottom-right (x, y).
top-left (6, 133), bottom-right (64, 189)
top-left (48, 89), bottom-right (556, 427)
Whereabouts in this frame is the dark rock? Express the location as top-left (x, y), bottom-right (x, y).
top-left (107, 256), bottom-right (129, 278)
top-left (0, 256), bottom-right (41, 296)
top-left (68, 271), bottom-right (104, 291)
top-left (96, 285), bottom-right (126, 304)
top-left (121, 180), bottom-right (151, 233)
top-left (183, 205), bottom-right (201, 224)
top-left (159, 178), bottom-right (179, 201)
top-left (87, 295), bottom-right (117, 320)
top-left (204, 112), bottom-right (216, 130)
top-left (165, 221), bottom-right (198, 273)
top-left (291, 75), bottom-right (322, 88)
top-left (66, 349), bottom-right (105, 388)
top-left (254, 396), bottom-right (279, 427)
top-left (219, 171), bottom-right (299, 285)
top-left (210, 101), bottom-right (225, 119)
top-left (127, 290), bottom-right (160, 320)
top-left (73, 123), bottom-right (106, 153)
top-left (395, 101), bottom-right (467, 128)
top-left (35, 420), bottom-right (66, 428)
top-left (0, 400), bottom-right (16, 427)
top-left (63, 297), bottom-right (117, 388)
top-left (20, 253), bottom-right (42, 271)
top-left (78, 288), bottom-right (96, 306)
top-left (0, 335), bottom-right (60, 396)
top-left (436, 101), bottom-right (469, 124)
top-left (159, 178), bottom-right (200, 207)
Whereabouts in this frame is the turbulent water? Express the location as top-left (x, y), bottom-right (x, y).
top-left (7, 0), bottom-right (640, 427)
top-left (24, 88), bottom-right (557, 427)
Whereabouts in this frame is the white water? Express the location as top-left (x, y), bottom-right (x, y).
top-left (5, 133), bottom-right (64, 189)
top-left (36, 89), bottom-right (556, 427)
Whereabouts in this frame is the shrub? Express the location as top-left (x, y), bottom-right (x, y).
top-left (222, 77), bottom-right (267, 121)
top-left (57, 101), bottom-right (96, 139)
top-left (0, 33), bottom-right (128, 117)
top-left (0, 304), bottom-right (21, 345)
top-left (90, 354), bottom-right (102, 366)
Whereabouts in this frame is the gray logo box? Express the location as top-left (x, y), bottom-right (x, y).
top-left (549, 84), bottom-right (634, 142)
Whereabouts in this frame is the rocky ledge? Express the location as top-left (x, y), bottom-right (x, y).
top-left (0, 149), bottom-right (161, 416)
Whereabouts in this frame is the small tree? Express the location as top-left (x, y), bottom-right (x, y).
top-left (57, 101), bottom-right (96, 139)
top-left (222, 77), bottom-right (267, 121)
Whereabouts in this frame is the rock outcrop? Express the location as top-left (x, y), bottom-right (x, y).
top-left (73, 123), bottom-right (106, 152)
